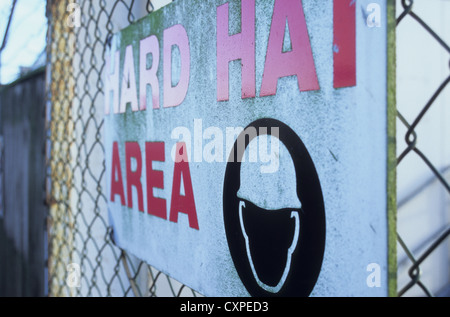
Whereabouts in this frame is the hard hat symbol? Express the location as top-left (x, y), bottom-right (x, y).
top-left (236, 136), bottom-right (301, 211)
top-left (223, 118), bottom-right (326, 297)
top-left (236, 135), bottom-right (301, 293)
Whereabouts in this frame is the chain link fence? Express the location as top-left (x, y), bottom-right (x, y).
top-left (395, 0), bottom-right (449, 297)
top-left (46, 0), bottom-right (200, 297)
top-left (45, 0), bottom-right (449, 297)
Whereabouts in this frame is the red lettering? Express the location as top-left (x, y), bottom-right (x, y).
top-left (110, 142), bottom-right (125, 205)
top-left (110, 141), bottom-right (198, 230)
top-left (333, 0), bottom-right (356, 88)
top-left (146, 142), bottom-right (167, 219)
top-left (216, 0), bottom-right (255, 101)
top-left (125, 142), bottom-right (144, 212)
top-left (260, 0), bottom-right (319, 96)
top-left (169, 142), bottom-right (199, 230)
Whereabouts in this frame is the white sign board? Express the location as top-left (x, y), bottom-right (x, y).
top-left (104, 0), bottom-right (393, 296)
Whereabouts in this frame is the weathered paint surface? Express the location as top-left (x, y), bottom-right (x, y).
top-left (105, 0), bottom-right (392, 296)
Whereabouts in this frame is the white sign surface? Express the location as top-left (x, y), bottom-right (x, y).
top-left (104, 0), bottom-right (391, 296)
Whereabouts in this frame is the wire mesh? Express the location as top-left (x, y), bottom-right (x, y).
top-left (46, 0), bottom-right (200, 297)
top-left (395, 0), bottom-right (450, 297)
top-left (45, 0), bottom-right (449, 297)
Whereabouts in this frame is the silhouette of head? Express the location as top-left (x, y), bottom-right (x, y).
top-left (223, 118), bottom-right (326, 297)
top-left (237, 137), bottom-right (301, 293)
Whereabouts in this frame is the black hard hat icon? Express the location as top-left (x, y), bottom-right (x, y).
top-left (223, 118), bottom-right (326, 297)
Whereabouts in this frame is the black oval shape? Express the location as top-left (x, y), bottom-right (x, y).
top-left (223, 118), bottom-right (326, 297)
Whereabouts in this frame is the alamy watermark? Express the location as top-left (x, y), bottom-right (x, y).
top-left (170, 119), bottom-right (281, 174)
top-left (366, 263), bottom-right (381, 288)
top-left (66, 263), bottom-right (81, 288)
top-left (366, 3), bottom-right (381, 28)
top-left (67, 3), bottom-right (81, 28)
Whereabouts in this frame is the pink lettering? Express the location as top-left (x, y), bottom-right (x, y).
top-left (120, 45), bottom-right (139, 113)
top-left (104, 51), bottom-right (120, 114)
top-left (216, 0), bottom-right (255, 101)
top-left (163, 24), bottom-right (191, 108)
top-left (260, 0), bottom-right (319, 96)
top-left (140, 35), bottom-right (160, 110)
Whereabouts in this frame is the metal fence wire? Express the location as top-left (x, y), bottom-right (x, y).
top-left (46, 0), bottom-right (200, 297)
top-left (45, 0), bottom-right (450, 297)
top-left (395, 0), bottom-right (449, 297)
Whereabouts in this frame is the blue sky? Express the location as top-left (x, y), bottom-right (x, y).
top-left (0, 0), bottom-right (47, 85)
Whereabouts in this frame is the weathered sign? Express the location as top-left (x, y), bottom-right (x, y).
top-left (104, 0), bottom-right (395, 296)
